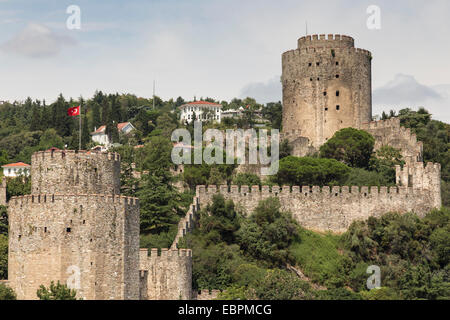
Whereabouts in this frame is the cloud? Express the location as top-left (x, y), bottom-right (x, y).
top-left (1, 23), bottom-right (76, 58)
top-left (373, 74), bottom-right (449, 123)
top-left (239, 76), bottom-right (282, 103)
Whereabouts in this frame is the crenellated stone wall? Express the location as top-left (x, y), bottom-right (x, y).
top-left (139, 248), bottom-right (192, 300)
top-left (31, 149), bottom-right (120, 195)
top-left (8, 194), bottom-right (140, 300)
top-left (171, 197), bottom-right (200, 249)
top-left (361, 118), bottom-right (423, 164)
top-left (195, 162), bottom-right (441, 233)
top-left (7, 150), bottom-right (140, 300)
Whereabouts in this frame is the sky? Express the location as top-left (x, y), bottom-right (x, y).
top-left (0, 0), bottom-right (449, 122)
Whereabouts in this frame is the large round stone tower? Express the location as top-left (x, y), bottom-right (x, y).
top-left (282, 34), bottom-right (372, 149)
top-left (8, 149), bottom-right (140, 300)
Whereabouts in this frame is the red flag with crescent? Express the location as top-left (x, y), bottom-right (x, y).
top-left (67, 106), bottom-right (80, 116)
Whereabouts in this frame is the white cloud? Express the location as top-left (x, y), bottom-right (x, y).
top-left (1, 23), bottom-right (76, 58)
top-left (239, 76), bottom-right (282, 103)
top-left (373, 74), bottom-right (449, 123)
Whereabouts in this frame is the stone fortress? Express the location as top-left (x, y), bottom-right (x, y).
top-left (198, 34), bottom-right (442, 231)
top-left (5, 149), bottom-right (192, 300)
top-left (0, 34), bottom-right (443, 300)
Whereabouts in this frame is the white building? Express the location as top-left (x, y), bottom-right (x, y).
top-left (2, 162), bottom-right (31, 178)
top-left (91, 122), bottom-right (135, 146)
top-left (179, 101), bottom-right (222, 123)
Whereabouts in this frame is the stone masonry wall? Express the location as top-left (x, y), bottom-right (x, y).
top-left (31, 150), bottom-right (120, 195)
top-left (8, 194), bottom-right (140, 300)
top-left (171, 197), bottom-right (200, 249)
top-left (0, 179), bottom-right (6, 206)
top-left (282, 34), bottom-right (372, 148)
top-left (361, 118), bottom-right (423, 164)
top-left (195, 162), bottom-right (441, 233)
top-left (139, 248), bottom-right (192, 300)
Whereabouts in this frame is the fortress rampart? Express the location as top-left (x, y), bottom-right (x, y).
top-left (31, 149), bottom-right (120, 195)
top-left (171, 197), bottom-right (200, 249)
top-left (8, 193), bottom-right (140, 300)
top-left (7, 150), bottom-right (140, 300)
top-left (361, 118), bottom-right (423, 163)
top-left (139, 248), bottom-right (192, 300)
top-left (195, 162), bottom-right (440, 233)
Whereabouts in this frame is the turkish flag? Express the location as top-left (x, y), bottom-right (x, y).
top-left (67, 106), bottom-right (80, 116)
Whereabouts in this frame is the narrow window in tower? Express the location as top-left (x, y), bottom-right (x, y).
top-left (323, 92), bottom-right (327, 96)
top-left (310, 78), bottom-right (313, 81)
top-left (317, 77), bottom-right (320, 81)
top-left (325, 107), bottom-right (328, 111)
top-left (336, 74), bottom-right (340, 78)
top-left (66, 228), bottom-right (71, 233)
top-left (308, 63), bottom-right (312, 67)
top-left (336, 105), bottom-right (340, 110)
top-left (44, 227), bottom-right (47, 233)
top-left (336, 61), bottom-right (339, 66)
top-left (336, 90), bottom-right (340, 97)
top-left (316, 62), bottom-right (320, 66)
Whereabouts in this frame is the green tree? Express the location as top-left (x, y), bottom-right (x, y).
top-left (0, 234), bottom-right (8, 279)
top-left (250, 269), bottom-right (311, 300)
top-left (369, 146), bottom-right (405, 184)
top-left (0, 283), bottom-right (16, 300)
top-left (200, 195), bottom-right (240, 244)
top-left (237, 198), bottom-right (297, 267)
top-left (0, 206), bottom-right (7, 235)
top-left (36, 281), bottom-right (78, 300)
top-left (6, 176), bottom-right (31, 201)
top-left (274, 156), bottom-right (350, 186)
top-left (232, 173), bottom-right (261, 187)
top-left (319, 128), bottom-right (375, 168)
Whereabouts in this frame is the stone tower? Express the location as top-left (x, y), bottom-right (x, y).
top-left (7, 149), bottom-right (140, 300)
top-left (282, 34), bottom-right (372, 148)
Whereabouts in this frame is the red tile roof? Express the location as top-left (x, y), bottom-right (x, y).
top-left (186, 101), bottom-right (221, 106)
top-left (2, 162), bottom-right (31, 168)
top-left (93, 122), bottom-right (131, 134)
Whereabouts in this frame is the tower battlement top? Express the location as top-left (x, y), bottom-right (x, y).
top-left (298, 34), bottom-right (355, 49)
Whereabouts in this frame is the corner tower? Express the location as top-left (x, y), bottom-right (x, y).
top-left (8, 149), bottom-right (140, 300)
top-left (282, 34), bottom-right (372, 148)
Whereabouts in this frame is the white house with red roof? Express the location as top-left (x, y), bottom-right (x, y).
top-left (91, 122), bottom-right (135, 146)
top-left (179, 101), bottom-right (222, 124)
top-left (2, 162), bottom-right (31, 178)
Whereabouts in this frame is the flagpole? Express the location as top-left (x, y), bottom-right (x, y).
top-left (79, 104), bottom-right (82, 151)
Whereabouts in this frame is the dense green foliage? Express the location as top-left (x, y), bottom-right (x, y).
top-left (274, 156), bottom-right (351, 186)
top-left (0, 283), bottom-right (16, 300)
top-left (0, 234), bottom-right (7, 280)
top-left (319, 128), bottom-right (375, 168)
top-left (36, 281), bottom-right (78, 300)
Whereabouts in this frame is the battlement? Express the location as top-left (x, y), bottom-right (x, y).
top-left (196, 179), bottom-right (439, 233)
top-left (361, 117), bottom-right (401, 130)
top-left (9, 193), bottom-right (139, 207)
top-left (361, 118), bottom-right (423, 163)
top-left (171, 197), bottom-right (200, 249)
top-left (140, 248), bottom-right (192, 258)
top-left (139, 247), bottom-right (192, 300)
top-left (298, 34), bottom-right (354, 49)
top-left (33, 149), bottom-right (121, 162)
top-left (31, 149), bottom-right (121, 195)
top-left (193, 289), bottom-right (221, 300)
top-left (197, 184), bottom-right (422, 197)
top-left (283, 46), bottom-right (372, 61)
